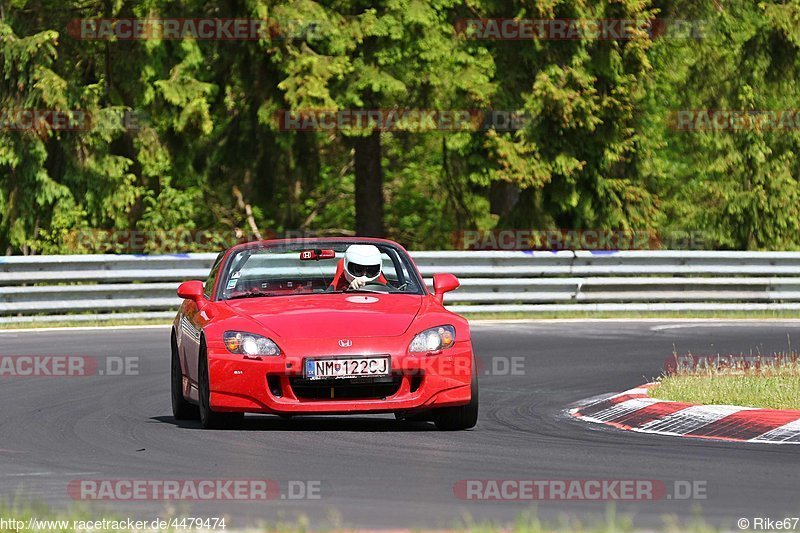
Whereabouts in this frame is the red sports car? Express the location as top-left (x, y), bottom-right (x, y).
top-left (171, 238), bottom-right (478, 430)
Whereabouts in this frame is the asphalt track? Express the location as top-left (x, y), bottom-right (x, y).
top-left (1, 321), bottom-right (800, 530)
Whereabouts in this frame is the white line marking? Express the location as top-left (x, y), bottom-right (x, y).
top-left (651, 321), bottom-right (800, 331)
top-left (579, 397), bottom-right (663, 423)
top-left (2, 471), bottom-right (100, 477)
top-left (572, 385), bottom-right (800, 444)
top-left (468, 318), bottom-right (800, 327)
top-left (0, 325), bottom-right (171, 334)
top-left (750, 418), bottom-right (800, 443)
top-left (637, 405), bottom-right (752, 436)
top-left (613, 387), bottom-right (650, 397)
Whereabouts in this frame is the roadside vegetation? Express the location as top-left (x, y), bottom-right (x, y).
top-left (0, 502), bottom-right (722, 532)
top-left (0, 318), bottom-right (172, 330)
top-left (3, 1), bottom-right (800, 253)
top-left (651, 350), bottom-right (800, 410)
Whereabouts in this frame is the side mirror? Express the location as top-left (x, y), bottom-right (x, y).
top-left (177, 280), bottom-right (207, 309)
top-left (432, 273), bottom-right (460, 304)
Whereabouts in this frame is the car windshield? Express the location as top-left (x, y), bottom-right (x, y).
top-left (219, 242), bottom-right (425, 300)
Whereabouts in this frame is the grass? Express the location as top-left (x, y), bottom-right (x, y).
top-left (0, 499), bottom-right (238, 532)
top-left (0, 502), bottom-right (723, 532)
top-left (651, 351), bottom-right (800, 410)
top-left (0, 318), bottom-right (171, 330)
top-left (0, 500), bottom-right (117, 532)
top-left (448, 508), bottom-right (718, 533)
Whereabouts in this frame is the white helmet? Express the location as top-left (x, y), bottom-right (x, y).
top-left (343, 244), bottom-right (382, 284)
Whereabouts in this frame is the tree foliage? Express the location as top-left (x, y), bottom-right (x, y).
top-left (1, 0), bottom-right (799, 253)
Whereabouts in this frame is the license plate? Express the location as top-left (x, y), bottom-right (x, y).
top-left (304, 356), bottom-right (390, 380)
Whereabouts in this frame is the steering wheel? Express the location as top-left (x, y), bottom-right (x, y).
top-left (360, 283), bottom-right (397, 293)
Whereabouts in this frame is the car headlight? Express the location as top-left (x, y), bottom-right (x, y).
top-left (408, 325), bottom-right (456, 353)
top-left (223, 331), bottom-right (281, 356)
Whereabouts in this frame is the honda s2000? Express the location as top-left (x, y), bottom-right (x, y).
top-left (171, 238), bottom-right (478, 430)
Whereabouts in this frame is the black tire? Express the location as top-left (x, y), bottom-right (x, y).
top-left (395, 411), bottom-right (434, 422)
top-left (198, 341), bottom-right (244, 429)
top-left (434, 365), bottom-right (479, 431)
top-left (171, 333), bottom-right (199, 420)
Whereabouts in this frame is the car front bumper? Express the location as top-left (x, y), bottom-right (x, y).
top-left (205, 340), bottom-right (474, 415)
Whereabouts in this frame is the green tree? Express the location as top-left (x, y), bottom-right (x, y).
top-left (273, 0), bottom-right (494, 237)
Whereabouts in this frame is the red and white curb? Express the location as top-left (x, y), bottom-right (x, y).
top-left (569, 383), bottom-right (800, 444)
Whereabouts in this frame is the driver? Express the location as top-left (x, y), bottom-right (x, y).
top-left (330, 244), bottom-right (386, 291)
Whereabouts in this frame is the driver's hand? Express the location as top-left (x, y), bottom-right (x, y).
top-left (349, 277), bottom-right (367, 290)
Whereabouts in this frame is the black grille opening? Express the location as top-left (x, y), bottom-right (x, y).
top-left (267, 375), bottom-right (283, 397)
top-left (410, 375), bottom-right (423, 393)
top-left (289, 375), bottom-right (402, 400)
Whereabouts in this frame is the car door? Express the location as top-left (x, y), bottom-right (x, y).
top-left (182, 252), bottom-right (224, 396)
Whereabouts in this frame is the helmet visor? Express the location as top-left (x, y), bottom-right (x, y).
top-left (347, 262), bottom-right (381, 279)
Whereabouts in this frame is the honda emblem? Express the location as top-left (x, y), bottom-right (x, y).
top-left (338, 339), bottom-right (352, 348)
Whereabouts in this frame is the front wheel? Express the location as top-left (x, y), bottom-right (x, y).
top-left (198, 342), bottom-right (244, 429)
top-left (171, 334), bottom-right (198, 421)
top-left (434, 365), bottom-right (479, 431)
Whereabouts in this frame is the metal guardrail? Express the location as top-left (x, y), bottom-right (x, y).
top-left (2, 251), bottom-right (800, 323)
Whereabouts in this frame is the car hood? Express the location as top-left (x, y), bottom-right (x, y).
top-left (224, 293), bottom-right (424, 339)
